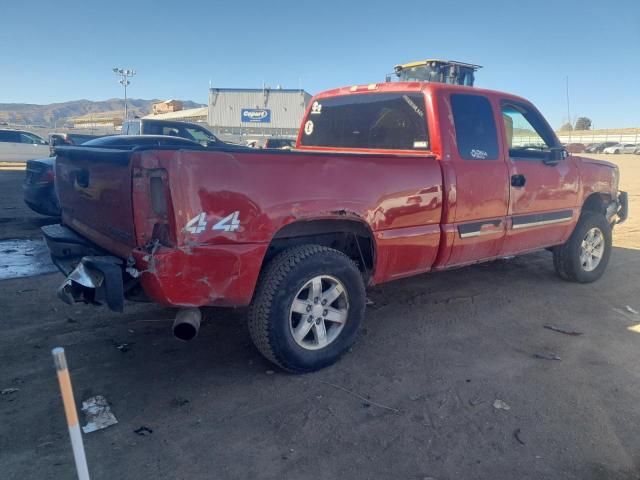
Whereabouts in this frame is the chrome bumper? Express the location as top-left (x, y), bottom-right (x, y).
top-left (607, 191), bottom-right (628, 225)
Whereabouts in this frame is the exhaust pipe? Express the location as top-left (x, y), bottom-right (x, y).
top-left (172, 308), bottom-right (202, 341)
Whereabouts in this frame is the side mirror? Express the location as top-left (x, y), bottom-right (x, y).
top-left (544, 147), bottom-right (567, 165)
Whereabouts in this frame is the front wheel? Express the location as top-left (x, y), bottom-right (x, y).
top-left (553, 212), bottom-right (612, 283)
top-left (248, 245), bottom-right (366, 373)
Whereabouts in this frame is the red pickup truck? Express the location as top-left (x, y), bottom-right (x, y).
top-left (44, 82), bottom-right (627, 372)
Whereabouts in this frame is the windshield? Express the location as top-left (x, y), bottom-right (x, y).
top-left (299, 92), bottom-right (429, 151)
top-left (266, 138), bottom-right (295, 148)
top-left (184, 126), bottom-right (217, 145)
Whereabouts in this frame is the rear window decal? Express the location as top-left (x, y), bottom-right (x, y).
top-left (413, 141), bottom-right (428, 149)
top-left (470, 149), bottom-right (488, 159)
top-left (403, 95), bottom-right (424, 118)
top-left (310, 101), bottom-right (322, 115)
top-left (304, 120), bottom-right (314, 135)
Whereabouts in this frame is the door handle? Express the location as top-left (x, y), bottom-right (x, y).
top-left (511, 174), bottom-right (526, 187)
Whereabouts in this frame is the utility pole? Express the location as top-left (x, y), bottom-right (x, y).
top-left (113, 67), bottom-right (136, 121)
top-left (565, 75), bottom-right (572, 142)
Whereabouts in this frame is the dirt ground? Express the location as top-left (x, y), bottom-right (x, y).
top-left (1, 155), bottom-right (639, 480)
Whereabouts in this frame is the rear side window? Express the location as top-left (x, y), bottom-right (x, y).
top-left (0, 131), bottom-right (20, 143)
top-left (299, 92), bottom-right (429, 151)
top-left (20, 133), bottom-right (42, 144)
top-left (127, 122), bottom-right (141, 135)
top-left (451, 94), bottom-right (499, 160)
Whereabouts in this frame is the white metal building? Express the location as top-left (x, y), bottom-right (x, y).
top-left (208, 88), bottom-right (312, 137)
top-left (143, 107), bottom-right (208, 123)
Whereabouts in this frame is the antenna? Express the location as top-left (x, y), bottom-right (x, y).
top-left (565, 76), bottom-right (571, 127)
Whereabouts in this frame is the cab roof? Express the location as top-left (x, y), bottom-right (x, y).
top-left (311, 81), bottom-right (529, 105)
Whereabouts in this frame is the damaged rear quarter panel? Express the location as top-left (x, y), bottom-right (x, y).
top-left (133, 243), bottom-right (267, 307)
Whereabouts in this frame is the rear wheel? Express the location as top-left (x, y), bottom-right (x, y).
top-left (248, 245), bottom-right (366, 373)
top-left (553, 212), bottom-right (612, 283)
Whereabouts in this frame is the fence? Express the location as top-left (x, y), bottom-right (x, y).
top-left (556, 131), bottom-right (640, 145)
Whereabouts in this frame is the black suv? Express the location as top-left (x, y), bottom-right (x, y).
top-left (121, 119), bottom-right (239, 148)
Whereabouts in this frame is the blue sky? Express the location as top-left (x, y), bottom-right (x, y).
top-left (2, 0), bottom-right (639, 128)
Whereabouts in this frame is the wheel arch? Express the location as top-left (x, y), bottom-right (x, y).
top-left (263, 218), bottom-right (376, 278)
top-left (581, 192), bottom-right (613, 216)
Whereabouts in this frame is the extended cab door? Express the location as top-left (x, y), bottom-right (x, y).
top-left (437, 92), bottom-right (510, 267)
top-left (499, 100), bottom-right (579, 255)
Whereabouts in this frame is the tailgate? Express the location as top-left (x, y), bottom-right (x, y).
top-left (55, 146), bottom-right (135, 257)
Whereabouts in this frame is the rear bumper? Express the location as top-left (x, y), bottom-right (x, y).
top-left (57, 256), bottom-right (126, 312)
top-left (43, 224), bottom-right (268, 311)
top-left (42, 224), bottom-right (129, 312)
top-left (23, 183), bottom-right (60, 217)
top-left (42, 224), bottom-right (108, 275)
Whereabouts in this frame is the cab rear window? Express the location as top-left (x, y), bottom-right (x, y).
top-left (299, 92), bottom-right (429, 151)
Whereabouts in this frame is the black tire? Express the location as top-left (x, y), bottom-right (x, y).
top-left (553, 212), bottom-right (612, 283)
top-left (248, 245), bottom-right (366, 373)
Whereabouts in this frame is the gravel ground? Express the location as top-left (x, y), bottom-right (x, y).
top-left (0, 154), bottom-right (638, 480)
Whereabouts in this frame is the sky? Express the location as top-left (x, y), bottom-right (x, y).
top-left (2, 0), bottom-right (639, 129)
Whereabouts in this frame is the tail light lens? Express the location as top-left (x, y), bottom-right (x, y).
top-left (132, 167), bottom-right (176, 247)
top-left (149, 176), bottom-right (168, 216)
top-left (27, 165), bottom-right (55, 185)
top-left (40, 168), bottom-right (55, 184)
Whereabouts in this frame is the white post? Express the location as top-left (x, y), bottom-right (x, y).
top-left (52, 348), bottom-right (91, 480)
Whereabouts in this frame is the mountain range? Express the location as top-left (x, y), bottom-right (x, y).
top-left (0, 98), bottom-right (203, 127)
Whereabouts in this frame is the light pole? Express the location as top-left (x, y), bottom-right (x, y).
top-left (113, 67), bottom-right (136, 121)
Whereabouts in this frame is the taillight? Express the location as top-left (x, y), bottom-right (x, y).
top-left (41, 168), bottom-right (55, 183)
top-left (149, 176), bottom-right (168, 216)
top-left (132, 166), bottom-right (176, 248)
top-left (30, 167), bottom-right (54, 184)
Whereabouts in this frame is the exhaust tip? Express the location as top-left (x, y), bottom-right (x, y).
top-left (172, 308), bottom-right (201, 341)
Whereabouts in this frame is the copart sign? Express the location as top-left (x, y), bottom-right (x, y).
top-left (241, 109), bottom-right (271, 123)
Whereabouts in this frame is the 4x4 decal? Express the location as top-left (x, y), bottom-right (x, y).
top-left (184, 211), bottom-right (240, 234)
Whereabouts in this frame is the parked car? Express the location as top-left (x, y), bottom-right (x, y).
top-left (23, 157), bottom-right (59, 216)
top-left (48, 133), bottom-right (107, 156)
top-left (564, 143), bottom-right (586, 153)
top-left (585, 142), bottom-right (618, 153)
top-left (44, 82), bottom-right (627, 373)
top-left (603, 143), bottom-right (637, 154)
top-left (0, 129), bottom-right (49, 161)
top-left (121, 119), bottom-right (243, 149)
top-left (264, 137), bottom-right (296, 149)
top-left (23, 135), bottom-right (204, 217)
